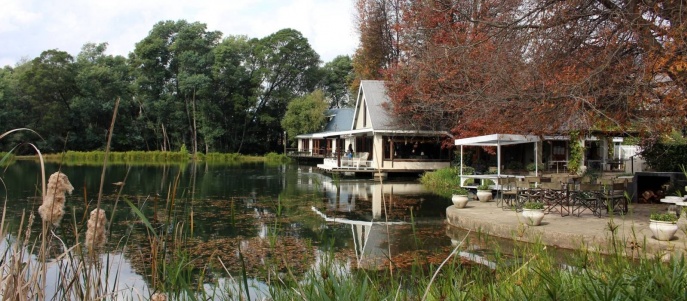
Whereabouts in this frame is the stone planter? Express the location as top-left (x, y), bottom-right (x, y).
top-left (476, 190), bottom-right (492, 202)
top-left (649, 220), bottom-right (678, 241)
top-left (522, 209), bottom-right (545, 226)
top-left (452, 194), bottom-right (469, 208)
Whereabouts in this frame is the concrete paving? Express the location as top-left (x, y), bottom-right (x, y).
top-left (446, 199), bottom-right (687, 258)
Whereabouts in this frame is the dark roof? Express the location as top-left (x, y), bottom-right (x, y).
top-left (323, 108), bottom-right (354, 132)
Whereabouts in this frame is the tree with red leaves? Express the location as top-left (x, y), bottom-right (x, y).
top-left (363, 0), bottom-right (686, 140)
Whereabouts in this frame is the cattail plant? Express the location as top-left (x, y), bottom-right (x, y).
top-left (38, 171), bottom-right (74, 226)
top-left (151, 292), bottom-right (167, 301)
top-left (85, 208), bottom-right (107, 251)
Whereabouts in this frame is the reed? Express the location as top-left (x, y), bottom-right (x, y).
top-left (37, 150), bottom-right (278, 165)
top-left (420, 166), bottom-right (462, 195)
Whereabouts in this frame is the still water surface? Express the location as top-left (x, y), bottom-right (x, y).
top-left (1, 160), bottom-right (463, 298)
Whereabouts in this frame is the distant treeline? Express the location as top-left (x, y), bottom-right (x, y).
top-left (0, 20), bottom-right (354, 155)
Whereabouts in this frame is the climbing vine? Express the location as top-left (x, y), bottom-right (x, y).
top-left (567, 131), bottom-right (584, 175)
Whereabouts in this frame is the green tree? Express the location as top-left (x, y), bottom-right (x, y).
top-left (210, 35), bottom-right (258, 153)
top-left (281, 90), bottom-right (329, 145)
top-left (321, 55), bottom-right (354, 108)
top-left (0, 65), bottom-right (25, 151)
top-left (72, 43), bottom-right (136, 151)
top-left (130, 20), bottom-right (221, 152)
top-left (14, 50), bottom-right (79, 152)
top-left (237, 28), bottom-right (321, 153)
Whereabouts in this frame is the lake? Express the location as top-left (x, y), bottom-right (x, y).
top-left (1, 160), bottom-right (461, 299)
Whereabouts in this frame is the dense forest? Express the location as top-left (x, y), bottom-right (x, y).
top-left (4, 1), bottom-right (686, 155)
top-left (0, 20), bottom-right (354, 154)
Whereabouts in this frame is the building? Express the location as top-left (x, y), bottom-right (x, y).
top-left (295, 80), bottom-right (453, 175)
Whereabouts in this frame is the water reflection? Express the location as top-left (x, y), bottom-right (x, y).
top-left (306, 172), bottom-right (452, 269)
top-left (1, 162), bottom-right (453, 299)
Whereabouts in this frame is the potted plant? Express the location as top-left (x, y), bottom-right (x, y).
top-left (522, 201), bottom-right (545, 226)
top-left (649, 213), bottom-right (679, 241)
top-left (526, 162), bottom-right (537, 175)
top-left (451, 187), bottom-right (470, 208)
top-left (476, 181), bottom-right (493, 202)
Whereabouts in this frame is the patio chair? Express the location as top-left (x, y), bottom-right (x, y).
top-left (497, 177), bottom-right (518, 210)
top-left (514, 179), bottom-right (536, 211)
top-left (353, 152), bottom-right (370, 169)
top-left (539, 182), bottom-right (570, 216)
top-left (570, 183), bottom-right (602, 217)
top-left (598, 180), bottom-right (628, 216)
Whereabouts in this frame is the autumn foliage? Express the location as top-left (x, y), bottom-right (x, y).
top-left (355, 0), bottom-right (687, 140)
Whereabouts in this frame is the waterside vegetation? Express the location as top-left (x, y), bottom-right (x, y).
top-left (2, 131), bottom-right (687, 300)
top-left (419, 167), bottom-right (462, 197)
top-left (31, 149), bottom-right (291, 165)
top-left (3, 185), bottom-right (687, 300)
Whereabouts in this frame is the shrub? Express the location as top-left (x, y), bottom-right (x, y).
top-left (420, 167), bottom-right (461, 192)
top-left (524, 201), bottom-right (544, 210)
top-left (451, 187), bottom-right (468, 195)
top-left (650, 212), bottom-right (678, 223)
top-left (477, 183), bottom-right (491, 190)
top-left (526, 162), bottom-right (537, 171)
top-left (640, 142), bottom-right (687, 172)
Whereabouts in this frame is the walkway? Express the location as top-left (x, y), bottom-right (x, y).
top-left (446, 200), bottom-right (687, 258)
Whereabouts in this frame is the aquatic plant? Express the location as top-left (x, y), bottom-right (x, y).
top-left (85, 208), bottom-right (107, 251)
top-left (420, 166), bottom-right (462, 194)
top-left (37, 171), bottom-right (74, 226)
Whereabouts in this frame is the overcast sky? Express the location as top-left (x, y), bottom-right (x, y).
top-left (0, 0), bottom-right (359, 67)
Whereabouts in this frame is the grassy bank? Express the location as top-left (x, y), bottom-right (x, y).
top-left (34, 150), bottom-right (291, 165)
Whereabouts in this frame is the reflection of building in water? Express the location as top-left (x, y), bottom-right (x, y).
top-left (312, 207), bottom-right (404, 269)
top-left (309, 176), bottom-right (447, 269)
top-left (311, 175), bottom-right (431, 220)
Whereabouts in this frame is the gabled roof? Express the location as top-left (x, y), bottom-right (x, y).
top-left (297, 80), bottom-right (451, 139)
top-left (357, 80), bottom-right (394, 131)
top-left (357, 80), bottom-right (451, 134)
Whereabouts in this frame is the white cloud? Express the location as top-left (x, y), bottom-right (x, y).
top-left (0, 0), bottom-right (358, 67)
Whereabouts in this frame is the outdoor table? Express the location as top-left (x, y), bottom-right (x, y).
top-left (459, 174), bottom-right (522, 188)
top-left (660, 196), bottom-right (687, 204)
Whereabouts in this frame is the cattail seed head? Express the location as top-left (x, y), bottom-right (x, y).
top-left (85, 208), bottom-right (107, 250)
top-left (38, 172), bottom-right (74, 226)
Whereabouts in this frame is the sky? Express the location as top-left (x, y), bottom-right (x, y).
top-left (0, 0), bottom-right (359, 67)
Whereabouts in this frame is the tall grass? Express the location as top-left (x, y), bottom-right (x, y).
top-left (46, 150), bottom-right (191, 165)
top-left (37, 151), bottom-right (285, 166)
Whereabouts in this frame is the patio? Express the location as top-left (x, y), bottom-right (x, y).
top-left (446, 198), bottom-right (687, 258)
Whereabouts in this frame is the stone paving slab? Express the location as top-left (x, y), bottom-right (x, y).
top-left (446, 200), bottom-right (687, 257)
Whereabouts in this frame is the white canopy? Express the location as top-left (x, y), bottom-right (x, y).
top-left (454, 134), bottom-right (541, 177)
